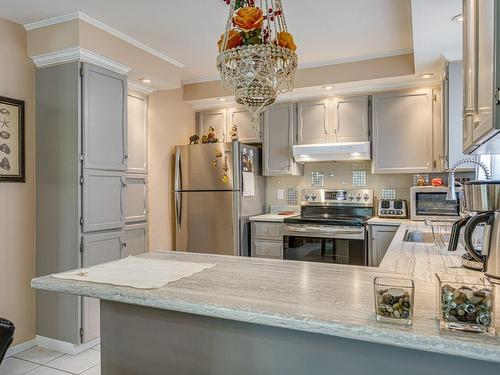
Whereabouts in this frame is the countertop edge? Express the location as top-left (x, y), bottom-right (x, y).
top-left (31, 276), bottom-right (500, 364)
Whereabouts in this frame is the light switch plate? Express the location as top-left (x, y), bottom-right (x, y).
top-left (277, 189), bottom-right (284, 200)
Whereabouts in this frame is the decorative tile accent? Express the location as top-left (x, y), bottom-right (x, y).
top-left (381, 188), bottom-right (397, 200)
top-left (352, 170), bottom-right (367, 187)
top-left (311, 171), bottom-right (324, 187)
top-left (286, 188), bottom-right (299, 206)
top-left (413, 174), bottom-right (430, 186)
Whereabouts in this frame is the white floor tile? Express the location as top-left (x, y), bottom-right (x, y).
top-left (24, 367), bottom-right (68, 375)
top-left (90, 344), bottom-right (100, 352)
top-left (81, 365), bottom-right (100, 375)
top-left (14, 347), bottom-right (64, 365)
top-left (44, 350), bottom-right (100, 374)
top-left (0, 358), bottom-right (39, 375)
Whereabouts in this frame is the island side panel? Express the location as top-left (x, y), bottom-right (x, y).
top-left (100, 301), bottom-right (500, 375)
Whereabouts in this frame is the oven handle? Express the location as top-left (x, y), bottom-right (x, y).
top-left (283, 225), bottom-right (365, 237)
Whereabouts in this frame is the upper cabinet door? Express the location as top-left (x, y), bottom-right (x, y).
top-left (474, 0), bottom-right (495, 144)
top-left (197, 110), bottom-right (226, 142)
top-left (372, 89), bottom-right (434, 174)
top-left (332, 95), bottom-right (370, 143)
top-left (463, 0), bottom-right (477, 152)
top-left (297, 99), bottom-right (330, 144)
top-left (82, 63), bottom-right (127, 171)
top-left (82, 170), bottom-right (125, 233)
top-left (127, 93), bottom-right (148, 173)
top-left (263, 103), bottom-right (302, 176)
top-left (227, 107), bottom-right (261, 143)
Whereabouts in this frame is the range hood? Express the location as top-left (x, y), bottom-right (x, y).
top-left (293, 142), bottom-right (371, 162)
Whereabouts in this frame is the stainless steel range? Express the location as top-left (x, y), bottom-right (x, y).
top-left (283, 189), bottom-right (374, 265)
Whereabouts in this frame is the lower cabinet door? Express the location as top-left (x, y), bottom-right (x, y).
top-left (125, 174), bottom-right (148, 223)
top-left (81, 230), bottom-right (123, 342)
top-left (82, 170), bottom-right (125, 232)
top-left (369, 225), bottom-right (398, 267)
top-left (252, 240), bottom-right (283, 259)
top-left (123, 223), bottom-right (148, 257)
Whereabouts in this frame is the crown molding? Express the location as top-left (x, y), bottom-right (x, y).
top-left (31, 47), bottom-right (132, 75)
top-left (24, 11), bottom-right (185, 69)
top-left (128, 81), bottom-right (156, 95)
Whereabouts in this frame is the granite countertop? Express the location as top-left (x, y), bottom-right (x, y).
top-left (32, 222), bottom-right (500, 363)
top-left (249, 213), bottom-right (299, 222)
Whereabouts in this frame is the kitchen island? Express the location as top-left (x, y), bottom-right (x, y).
top-left (32, 222), bottom-right (500, 374)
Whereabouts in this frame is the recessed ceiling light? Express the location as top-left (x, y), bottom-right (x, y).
top-left (218, 98), bottom-right (227, 102)
top-left (420, 73), bottom-right (435, 79)
top-left (452, 14), bottom-right (463, 23)
top-left (324, 85), bottom-right (334, 90)
top-left (140, 78), bottom-right (152, 84)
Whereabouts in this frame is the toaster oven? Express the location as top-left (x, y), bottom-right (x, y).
top-left (410, 186), bottom-right (461, 221)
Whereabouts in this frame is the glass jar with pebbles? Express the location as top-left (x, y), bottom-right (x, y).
top-left (436, 274), bottom-right (495, 336)
top-left (374, 277), bottom-right (415, 325)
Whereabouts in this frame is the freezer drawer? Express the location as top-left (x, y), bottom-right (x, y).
top-left (175, 191), bottom-right (239, 255)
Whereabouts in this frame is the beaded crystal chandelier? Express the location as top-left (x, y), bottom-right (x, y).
top-left (217, 0), bottom-right (298, 119)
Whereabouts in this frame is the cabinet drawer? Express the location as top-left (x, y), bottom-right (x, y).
top-left (252, 240), bottom-right (283, 259)
top-left (252, 222), bottom-right (283, 240)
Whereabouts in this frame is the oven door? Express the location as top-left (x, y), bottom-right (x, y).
top-left (283, 225), bottom-right (367, 265)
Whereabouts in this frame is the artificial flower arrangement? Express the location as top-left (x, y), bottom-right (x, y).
top-left (218, 0), bottom-right (297, 53)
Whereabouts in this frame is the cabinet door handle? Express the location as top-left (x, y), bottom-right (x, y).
top-left (463, 108), bottom-right (474, 117)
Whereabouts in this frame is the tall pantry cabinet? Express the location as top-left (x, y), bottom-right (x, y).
top-left (36, 61), bottom-right (149, 346)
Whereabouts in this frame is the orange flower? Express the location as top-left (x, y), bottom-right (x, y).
top-left (277, 31), bottom-right (297, 52)
top-left (233, 7), bottom-right (264, 32)
top-left (217, 29), bottom-right (244, 51)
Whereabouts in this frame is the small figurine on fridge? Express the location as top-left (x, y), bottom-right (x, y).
top-left (230, 125), bottom-right (239, 142)
top-left (189, 134), bottom-right (199, 144)
top-left (207, 126), bottom-right (218, 143)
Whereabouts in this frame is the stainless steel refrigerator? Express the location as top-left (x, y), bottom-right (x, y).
top-left (174, 142), bottom-right (266, 256)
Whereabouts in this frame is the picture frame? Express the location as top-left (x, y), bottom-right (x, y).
top-left (0, 96), bottom-right (25, 182)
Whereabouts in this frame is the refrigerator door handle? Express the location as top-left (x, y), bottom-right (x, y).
top-left (175, 192), bottom-right (182, 231)
top-left (174, 147), bottom-right (182, 191)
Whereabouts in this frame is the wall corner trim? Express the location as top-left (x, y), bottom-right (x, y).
top-left (30, 47), bottom-right (132, 74)
top-left (128, 81), bottom-right (156, 95)
top-left (24, 11), bottom-right (186, 69)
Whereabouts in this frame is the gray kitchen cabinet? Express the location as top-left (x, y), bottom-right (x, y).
top-left (368, 224), bottom-right (398, 267)
top-left (82, 170), bottom-right (125, 233)
top-left (463, 0), bottom-right (477, 152)
top-left (263, 102), bottom-right (303, 176)
top-left (123, 223), bottom-right (148, 257)
top-left (227, 107), bottom-right (261, 143)
top-left (125, 174), bottom-right (148, 223)
top-left (82, 64), bottom-right (127, 171)
top-left (297, 99), bottom-right (330, 144)
top-left (462, 0), bottom-right (500, 154)
top-left (332, 95), bottom-right (370, 143)
top-left (372, 88), bottom-right (434, 174)
top-left (127, 91), bottom-right (148, 174)
top-left (197, 109), bottom-right (226, 142)
top-left (36, 61), bottom-right (141, 347)
top-left (251, 221), bottom-right (283, 259)
top-left (81, 230), bottom-right (123, 342)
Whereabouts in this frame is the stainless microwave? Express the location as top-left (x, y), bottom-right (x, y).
top-left (410, 186), bottom-right (461, 221)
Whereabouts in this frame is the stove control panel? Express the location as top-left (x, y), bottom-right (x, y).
top-left (301, 189), bottom-right (373, 206)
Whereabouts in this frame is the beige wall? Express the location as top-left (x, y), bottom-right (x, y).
top-left (148, 89), bottom-right (195, 249)
top-left (0, 17), bottom-right (36, 345)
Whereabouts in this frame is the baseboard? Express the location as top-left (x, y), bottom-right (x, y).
top-left (5, 339), bottom-right (36, 358)
top-left (36, 335), bottom-right (100, 355)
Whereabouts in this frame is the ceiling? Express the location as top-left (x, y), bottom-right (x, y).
top-left (0, 0), bottom-right (462, 84)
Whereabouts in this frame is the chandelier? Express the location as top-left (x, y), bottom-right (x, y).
top-left (217, 0), bottom-right (298, 119)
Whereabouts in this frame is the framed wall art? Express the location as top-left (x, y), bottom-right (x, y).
top-left (0, 96), bottom-right (25, 182)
